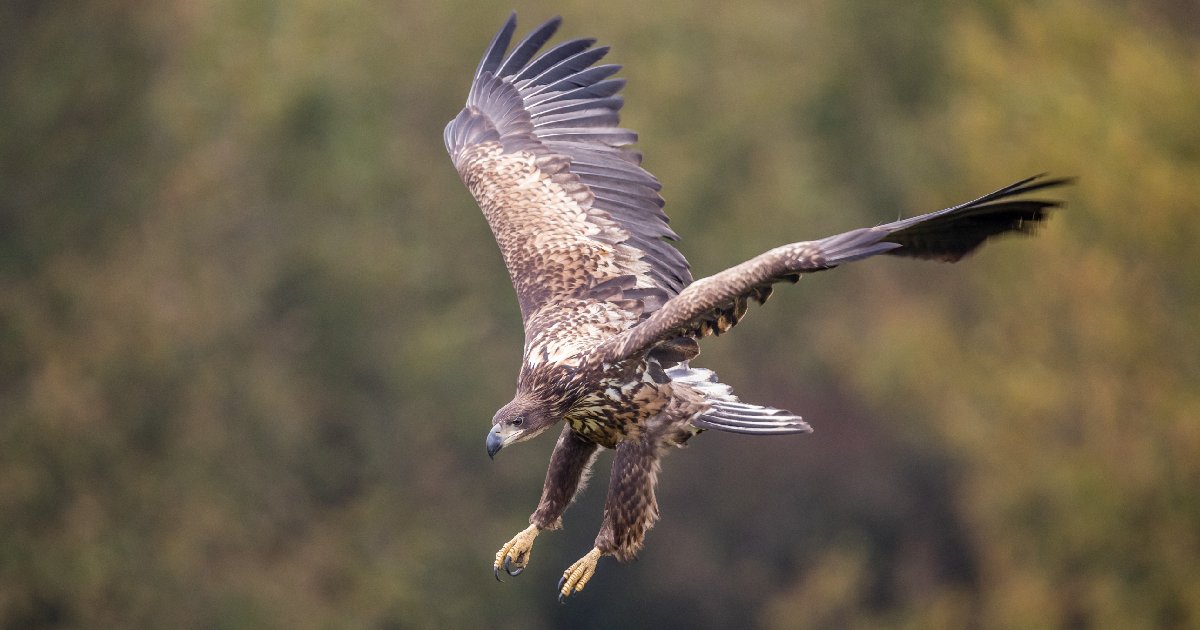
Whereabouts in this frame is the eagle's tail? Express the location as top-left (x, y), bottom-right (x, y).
top-left (667, 365), bottom-right (811, 435)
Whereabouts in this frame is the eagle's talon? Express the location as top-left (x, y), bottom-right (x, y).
top-left (558, 547), bottom-right (604, 602)
top-left (494, 565), bottom-right (504, 583)
top-left (493, 524), bottom-right (539, 581)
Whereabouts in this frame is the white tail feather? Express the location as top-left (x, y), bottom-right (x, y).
top-left (666, 365), bottom-right (811, 435)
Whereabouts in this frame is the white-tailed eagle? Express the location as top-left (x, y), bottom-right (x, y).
top-left (444, 14), bottom-right (1067, 601)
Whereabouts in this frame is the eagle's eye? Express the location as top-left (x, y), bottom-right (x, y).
top-left (512, 416), bottom-right (524, 427)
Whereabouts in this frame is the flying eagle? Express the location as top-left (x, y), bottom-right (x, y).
top-left (445, 14), bottom-right (1067, 601)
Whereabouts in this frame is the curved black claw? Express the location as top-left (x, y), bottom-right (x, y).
top-left (494, 565), bottom-right (505, 583)
top-left (503, 555), bottom-right (525, 577)
top-left (556, 576), bottom-right (567, 604)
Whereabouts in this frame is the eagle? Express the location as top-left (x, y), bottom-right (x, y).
top-left (444, 13), bottom-right (1067, 601)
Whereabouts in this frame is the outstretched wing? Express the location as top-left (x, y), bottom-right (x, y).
top-left (445, 14), bottom-right (691, 326)
top-left (602, 175), bottom-right (1071, 362)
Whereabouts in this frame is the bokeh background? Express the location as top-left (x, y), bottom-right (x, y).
top-left (3, 0), bottom-right (1198, 627)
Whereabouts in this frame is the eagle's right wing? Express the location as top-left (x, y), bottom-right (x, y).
top-left (445, 15), bottom-right (691, 329)
top-left (602, 175), bottom-right (1070, 363)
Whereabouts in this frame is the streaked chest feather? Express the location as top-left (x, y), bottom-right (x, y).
top-left (566, 370), bottom-right (672, 447)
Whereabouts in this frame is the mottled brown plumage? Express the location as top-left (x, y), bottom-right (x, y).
top-left (444, 13), bottom-right (1069, 601)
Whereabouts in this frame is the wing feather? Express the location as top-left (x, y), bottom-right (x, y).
top-left (526, 79), bottom-right (627, 107)
top-left (448, 16), bottom-right (1067, 371)
top-left (533, 109), bottom-right (621, 129)
top-left (496, 16), bottom-right (562, 78)
top-left (535, 128), bottom-right (638, 145)
top-left (523, 58), bottom-right (618, 96)
top-left (474, 12), bottom-right (517, 80)
top-left (512, 39), bottom-right (597, 83)
top-left (601, 176), bottom-right (1070, 362)
top-left (446, 15), bottom-right (691, 327)
top-left (527, 96), bottom-right (625, 117)
top-left (568, 159), bottom-right (661, 189)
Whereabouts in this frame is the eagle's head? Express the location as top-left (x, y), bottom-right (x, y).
top-left (486, 393), bottom-right (557, 459)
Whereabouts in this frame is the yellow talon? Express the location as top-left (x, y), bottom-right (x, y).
top-left (558, 547), bottom-right (604, 601)
top-left (494, 524), bottom-right (539, 580)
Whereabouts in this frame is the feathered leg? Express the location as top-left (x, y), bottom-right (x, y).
top-left (559, 437), bottom-right (664, 601)
top-left (495, 425), bottom-right (599, 580)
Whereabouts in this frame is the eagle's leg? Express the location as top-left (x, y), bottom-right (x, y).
top-left (494, 425), bottom-right (599, 580)
top-left (559, 437), bottom-right (663, 601)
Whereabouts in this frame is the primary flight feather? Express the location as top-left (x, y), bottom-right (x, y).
top-left (444, 13), bottom-right (1068, 601)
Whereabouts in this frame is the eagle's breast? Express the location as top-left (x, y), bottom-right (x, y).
top-left (564, 365), bottom-right (673, 448)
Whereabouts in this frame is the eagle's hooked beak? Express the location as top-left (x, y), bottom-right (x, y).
top-left (486, 426), bottom-right (505, 459)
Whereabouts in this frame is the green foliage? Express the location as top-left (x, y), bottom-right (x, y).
top-left (1, 0), bottom-right (1197, 627)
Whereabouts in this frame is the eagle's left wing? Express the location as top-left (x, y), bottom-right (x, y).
top-left (601, 175), bottom-right (1070, 363)
top-left (445, 15), bottom-right (691, 327)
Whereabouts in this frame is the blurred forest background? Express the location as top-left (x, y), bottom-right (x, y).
top-left (2, 0), bottom-right (1198, 627)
